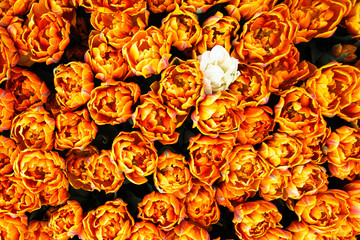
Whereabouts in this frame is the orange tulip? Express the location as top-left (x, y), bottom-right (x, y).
top-left (286, 163), bottom-right (328, 200)
top-left (84, 30), bottom-right (133, 81)
top-left (184, 180), bottom-right (220, 227)
top-left (55, 109), bottom-right (98, 151)
top-left (132, 95), bottom-right (179, 145)
top-left (25, 4), bottom-right (70, 64)
top-left (12, 149), bottom-right (69, 206)
top-left (54, 61), bottom-right (94, 111)
top-left (48, 200), bottom-right (83, 240)
top-left (27, 220), bottom-right (56, 240)
top-left (259, 166), bottom-right (292, 201)
top-left (11, 104), bottom-right (55, 151)
top-left (0, 26), bottom-right (18, 82)
top-left (148, 0), bottom-right (180, 13)
top-left (323, 126), bottom-right (360, 180)
top-left (165, 221), bottom-right (211, 240)
top-left (227, 64), bottom-right (270, 105)
top-left (216, 145), bottom-right (268, 211)
top-left (122, 26), bottom-right (171, 78)
top-left (304, 62), bottom-right (360, 118)
top-left (233, 200), bottom-right (282, 240)
top-left (188, 133), bottom-right (235, 185)
top-left (0, 88), bottom-right (15, 132)
top-left (0, 175), bottom-right (41, 214)
top-left (225, 0), bottom-right (277, 21)
top-left (128, 221), bottom-right (165, 240)
top-left (285, 0), bottom-right (352, 43)
top-left (191, 91), bottom-right (243, 137)
top-left (160, 6), bottom-right (202, 52)
top-left (231, 4), bottom-right (298, 66)
top-left (258, 133), bottom-right (308, 168)
top-left (265, 45), bottom-right (317, 94)
top-left (294, 190), bottom-right (350, 236)
top-left (150, 59), bottom-right (205, 119)
top-left (87, 81), bottom-right (141, 125)
top-left (194, 11), bottom-right (240, 56)
top-left (344, 180), bottom-right (360, 233)
top-left (154, 150), bottom-right (192, 199)
top-left (112, 131), bottom-right (158, 185)
top-left (0, 135), bottom-right (16, 175)
top-left (86, 149), bottom-right (125, 193)
top-left (0, 0), bottom-right (34, 26)
top-left (236, 104), bottom-right (274, 145)
top-left (80, 199), bottom-right (134, 240)
top-left (138, 191), bottom-right (186, 232)
top-left (6, 67), bottom-right (50, 113)
top-left (65, 145), bottom-right (99, 191)
top-left (0, 213), bottom-right (28, 240)
top-left (345, 2), bottom-right (360, 38)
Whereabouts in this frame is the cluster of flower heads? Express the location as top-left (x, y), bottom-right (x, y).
top-left (2, 0), bottom-right (360, 239)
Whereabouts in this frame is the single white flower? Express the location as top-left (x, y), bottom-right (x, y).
top-left (198, 45), bottom-right (240, 94)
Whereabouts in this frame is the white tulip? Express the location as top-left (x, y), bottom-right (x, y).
top-left (198, 45), bottom-right (240, 94)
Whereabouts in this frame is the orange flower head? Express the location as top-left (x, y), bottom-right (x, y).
top-left (195, 12), bottom-right (240, 56)
top-left (236, 104), bottom-right (274, 145)
top-left (160, 6), bottom-right (202, 52)
top-left (228, 64), bottom-right (270, 105)
top-left (0, 135), bottom-right (16, 175)
top-left (128, 221), bottom-right (165, 240)
top-left (233, 200), bottom-right (282, 240)
top-left (165, 221), bottom-right (211, 240)
top-left (191, 91), bottom-right (243, 137)
top-left (286, 163), bottom-right (328, 200)
top-left (188, 133), bottom-right (235, 185)
top-left (259, 166), bottom-right (292, 201)
top-left (265, 45), bottom-right (317, 94)
top-left (216, 145), bottom-right (269, 211)
top-left (80, 199), bottom-right (134, 240)
top-left (332, 44), bottom-right (358, 63)
top-left (184, 181), bottom-right (220, 227)
top-left (65, 145), bottom-right (99, 191)
top-left (0, 26), bottom-right (18, 82)
top-left (27, 220), bottom-right (56, 240)
top-left (112, 131), bottom-right (158, 185)
top-left (258, 133), bottom-right (308, 167)
top-left (48, 200), bottom-right (83, 240)
top-left (6, 67), bottom-right (50, 113)
top-left (285, 0), bottom-right (352, 43)
top-left (231, 4), bottom-right (298, 66)
top-left (0, 0), bottom-right (34, 26)
top-left (54, 61), bottom-right (94, 111)
top-left (294, 189), bottom-right (350, 236)
top-left (0, 213), bottom-right (28, 240)
top-left (25, 4), bottom-right (70, 64)
top-left (304, 62), bottom-right (360, 118)
top-left (87, 81), bottom-right (141, 125)
top-left (148, 0), bottom-right (180, 13)
top-left (274, 87), bottom-right (328, 141)
top-left (132, 95), bottom-right (179, 145)
top-left (345, 2), bottom-right (360, 38)
top-left (12, 149), bottom-right (69, 206)
top-left (11, 104), bottom-right (55, 151)
top-left (55, 109), bottom-right (98, 151)
top-left (123, 26), bottom-right (171, 78)
top-left (150, 59), bottom-right (205, 119)
top-left (154, 150), bottom-right (192, 199)
top-left (0, 88), bottom-right (15, 132)
top-left (138, 191), bottom-right (186, 232)
top-left (86, 149), bottom-right (125, 193)
top-left (344, 180), bottom-right (360, 233)
top-left (85, 30), bottom-right (133, 81)
top-left (323, 125), bottom-right (360, 180)
top-left (225, 0), bottom-right (277, 21)
top-left (0, 175), bottom-right (41, 214)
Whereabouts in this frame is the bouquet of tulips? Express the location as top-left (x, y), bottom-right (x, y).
top-left (2, 0), bottom-right (360, 239)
